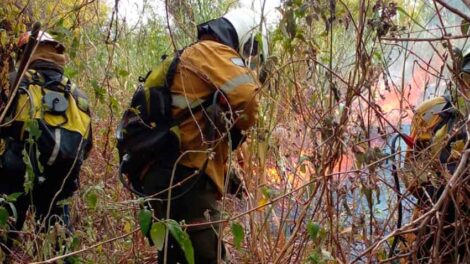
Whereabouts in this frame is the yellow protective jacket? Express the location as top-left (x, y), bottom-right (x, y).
top-left (406, 95), bottom-right (464, 193)
top-left (1, 46), bottom-right (92, 166)
top-left (169, 40), bottom-right (259, 194)
top-left (404, 96), bottom-right (469, 261)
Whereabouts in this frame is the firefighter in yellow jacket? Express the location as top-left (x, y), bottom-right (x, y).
top-left (0, 31), bottom-right (92, 257)
top-left (404, 50), bottom-right (470, 262)
top-left (129, 8), bottom-right (265, 263)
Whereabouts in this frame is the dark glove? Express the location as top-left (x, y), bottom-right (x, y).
top-left (227, 169), bottom-right (245, 199)
top-left (230, 127), bottom-right (245, 150)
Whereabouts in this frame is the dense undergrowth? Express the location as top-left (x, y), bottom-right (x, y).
top-left (1, 0), bottom-right (470, 263)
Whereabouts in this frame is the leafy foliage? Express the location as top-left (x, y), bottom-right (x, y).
top-left (166, 219), bottom-right (194, 264)
top-left (150, 222), bottom-right (166, 251)
top-left (0, 206), bottom-right (9, 227)
top-left (231, 222), bottom-right (244, 250)
top-left (138, 208), bottom-right (152, 235)
top-left (1, 0), bottom-right (469, 262)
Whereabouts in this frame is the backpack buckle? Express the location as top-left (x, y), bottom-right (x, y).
top-left (43, 90), bottom-right (68, 114)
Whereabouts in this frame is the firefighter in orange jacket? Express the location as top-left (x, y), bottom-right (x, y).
top-left (139, 8), bottom-right (266, 263)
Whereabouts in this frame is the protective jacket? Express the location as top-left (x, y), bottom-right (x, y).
top-left (0, 45), bottom-right (92, 248)
top-left (406, 95), bottom-right (466, 194)
top-left (404, 94), bottom-right (469, 262)
top-left (169, 40), bottom-right (259, 194)
top-left (0, 45), bottom-right (92, 183)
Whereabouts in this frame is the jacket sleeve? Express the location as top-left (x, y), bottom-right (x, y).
top-left (187, 41), bottom-right (259, 131)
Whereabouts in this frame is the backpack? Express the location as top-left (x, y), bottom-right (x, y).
top-left (117, 53), bottom-right (250, 194)
top-left (6, 69), bottom-right (91, 169)
top-left (116, 54), bottom-right (183, 185)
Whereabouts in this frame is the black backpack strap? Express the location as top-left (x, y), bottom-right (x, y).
top-left (165, 51), bottom-right (182, 88)
top-left (59, 76), bottom-right (72, 95)
top-left (144, 52), bottom-right (183, 125)
top-left (11, 70), bottom-right (42, 120)
top-left (432, 95), bottom-right (459, 134)
top-left (18, 69), bottom-right (44, 88)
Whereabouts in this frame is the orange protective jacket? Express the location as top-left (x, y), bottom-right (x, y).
top-left (170, 40), bottom-right (259, 194)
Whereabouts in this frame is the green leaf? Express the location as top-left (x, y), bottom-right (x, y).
top-left (307, 222), bottom-right (321, 241)
top-left (150, 222), bottom-right (166, 251)
top-left (5, 192), bottom-right (22, 202)
top-left (22, 148), bottom-right (35, 194)
top-left (138, 208), bottom-right (152, 235)
top-left (373, 51), bottom-right (382, 62)
top-left (64, 67), bottom-right (79, 78)
top-left (461, 19), bottom-right (470, 35)
top-left (118, 69), bottom-right (130, 77)
top-left (167, 219), bottom-right (194, 264)
top-left (91, 79), bottom-right (106, 103)
top-left (109, 95), bottom-right (119, 112)
top-left (0, 30), bottom-right (7, 46)
top-left (55, 18), bottom-right (65, 27)
top-left (294, 3), bottom-right (308, 18)
top-left (35, 145), bottom-right (43, 174)
top-left (231, 222), bottom-right (244, 250)
top-left (261, 186), bottom-right (274, 199)
top-left (308, 251), bottom-right (323, 264)
top-left (0, 206), bottom-right (9, 227)
top-left (85, 189), bottom-right (98, 209)
top-left (70, 235), bottom-right (80, 250)
top-left (64, 256), bottom-right (82, 264)
top-left (56, 198), bottom-right (72, 206)
top-left (25, 119), bottom-right (41, 140)
top-left (51, 23), bottom-right (71, 38)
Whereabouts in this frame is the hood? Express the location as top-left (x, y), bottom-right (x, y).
top-left (197, 17), bottom-right (238, 51)
top-left (29, 44), bottom-right (68, 70)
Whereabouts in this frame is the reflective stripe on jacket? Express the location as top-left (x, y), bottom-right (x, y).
top-left (171, 40), bottom-right (259, 194)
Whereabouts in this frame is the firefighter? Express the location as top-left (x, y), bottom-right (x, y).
top-left (132, 8), bottom-right (266, 263)
top-left (0, 31), bottom-right (92, 257)
top-left (404, 49), bottom-right (470, 262)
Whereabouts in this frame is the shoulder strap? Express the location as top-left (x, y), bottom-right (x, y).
top-left (434, 95), bottom-right (459, 134)
top-left (20, 69), bottom-right (45, 88)
top-left (59, 76), bottom-right (72, 94)
top-left (21, 69), bottom-right (72, 95)
top-left (165, 51), bottom-right (182, 89)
